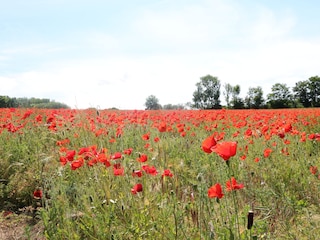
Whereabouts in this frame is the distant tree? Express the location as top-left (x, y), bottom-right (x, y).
top-left (163, 103), bottom-right (185, 110)
top-left (308, 76), bottom-right (320, 107)
top-left (267, 83), bottom-right (292, 108)
top-left (223, 83), bottom-right (233, 108)
top-left (16, 97), bottom-right (29, 108)
top-left (33, 101), bottom-right (70, 109)
top-left (29, 97), bottom-right (50, 106)
top-left (292, 80), bottom-right (311, 107)
top-left (192, 75), bottom-right (221, 109)
top-left (230, 85), bottom-right (244, 109)
top-left (10, 97), bottom-right (19, 108)
top-left (0, 96), bottom-right (18, 108)
top-left (0, 96), bottom-right (69, 108)
top-left (185, 102), bottom-right (193, 109)
top-left (245, 86), bottom-right (264, 109)
top-left (145, 95), bottom-right (162, 110)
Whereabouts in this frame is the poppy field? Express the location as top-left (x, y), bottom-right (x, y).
top-left (1, 108), bottom-right (320, 239)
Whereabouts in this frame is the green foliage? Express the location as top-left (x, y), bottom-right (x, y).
top-left (162, 103), bottom-right (185, 110)
top-left (292, 76), bottom-right (320, 108)
top-left (267, 83), bottom-right (293, 108)
top-left (0, 96), bottom-right (69, 109)
top-left (144, 95), bottom-right (162, 110)
top-left (0, 96), bottom-right (18, 108)
top-left (230, 85), bottom-right (245, 109)
top-left (192, 75), bottom-right (221, 109)
top-left (308, 76), bottom-right (320, 107)
top-left (245, 86), bottom-right (265, 109)
top-left (0, 111), bottom-right (58, 210)
top-left (293, 80), bottom-right (311, 108)
top-left (201, 75), bottom-right (319, 110)
top-left (224, 83), bottom-right (233, 108)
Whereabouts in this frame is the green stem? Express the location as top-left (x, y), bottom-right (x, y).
top-left (226, 161), bottom-right (241, 239)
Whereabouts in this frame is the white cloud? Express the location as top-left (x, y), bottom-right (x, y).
top-left (130, 0), bottom-right (240, 52)
top-left (1, 0), bottom-right (320, 109)
top-left (250, 7), bottom-right (296, 44)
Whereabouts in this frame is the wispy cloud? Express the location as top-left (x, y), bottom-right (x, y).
top-left (1, 0), bottom-right (319, 109)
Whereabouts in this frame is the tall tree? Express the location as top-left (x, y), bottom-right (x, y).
top-left (0, 96), bottom-right (16, 108)
top-left (230, 85), bottom-right (244, 109)
top-left (308, 76), bottom-right (320, 107)
top-left (163, 103), bottom-right (185, 110)
top-left (245, 86), bottom-right (264, 109)
top-left (145, 95), bottom-right (162, 110)
top-left (223, 83), bottom-right (233, 108)
top-left (292, 80), bottom-right (311, 107)
top-left (267, 83), bottom-right (292, 108)
top-left (192, 75), bottom-right (221, 109)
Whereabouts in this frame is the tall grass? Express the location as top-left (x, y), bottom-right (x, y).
top-left (0, 108), bottom-right (320, 239)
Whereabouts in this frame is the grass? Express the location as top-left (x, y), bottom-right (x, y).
top-left (0, 108), bottom-right (320, 239)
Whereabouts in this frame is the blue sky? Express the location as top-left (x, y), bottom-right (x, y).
top-left (1, 0), bottom-right (319, 109)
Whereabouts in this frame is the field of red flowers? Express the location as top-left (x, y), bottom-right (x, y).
top-left (0, 108), bottom-right (320, 239)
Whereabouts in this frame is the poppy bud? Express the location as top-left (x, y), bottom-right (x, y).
top-left (33, 189), bottom-right (43, 199)
top-left (247, 210), bottom-right (254, 230)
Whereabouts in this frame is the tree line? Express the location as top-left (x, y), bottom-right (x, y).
top-left (145, 75), bottom-right (320, 110)
top-left (0, 96), bottom-right (70, 109)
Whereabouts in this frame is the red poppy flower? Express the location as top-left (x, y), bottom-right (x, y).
top-left (283, 139), bottom-right (291, 145)
top-left (278, 131), bottom-right (285, 139)
top-left (208, 183), bottom-right (224, 199)
top-left (35, 114), bottom-right (42, 123)
top-left (142, 165), bottom-right (158, 176)
top-left (300, 135), bottom-right (306, 142)
top-left (240, 155), bottom-right (247, 160)
top-left (158, 122), bottom-right (167, 132)
top-left (87, 158), bottom-right (97, 167)
top-left (283, 123), bottom-right (292, 133)
top-left (132, 170), bottom-right (143, 177)
top-left (162, 169), bottom-right (173, 178)
top-left (2, 211), bottom-right (13, 217)
top-left (113, 167), bottom-right (124, 176)
top-left (226, 177), bottom-right (244, 191)
top-left (310, 166), bottom-right (318, 175)
top-left (144, 143), bottom-right (150, 149)
top-left (245, 128), bottom-right (252, 137)
top-left (59, 156), bottom-right (68, 166)
top-left (97, 152), bottom-right (108, 163)
top-left (104, 160), bottom-right (111, 168)
top-left (137, 154), bottom-right (148, 162)
top-left (113, 163), bottom-right (122, 169)
top-left (308, 133), bottom-right (315, 140)
top-left (180, 132), bottom-right (186, 137)
top-left (212, 141), bottom-right (237, 161)
top-left (131, 183), bottom-right (143, 194)
top-left (78, 147), bottom-right (90, 155)
top-left (123, 148), bottom-right (133, 155)
top-left (111, 152), bottom-right (122, 160)
top-left (263, 148), bottom-right (272, 158)
top-left (142, 132), bottom-right (150, 140)
top-left (71, 158), bottom-right (84, 170)
top-left (65, 150), bottom-right (76, 161)
top-left (201, 135), bottom-right (217, 153)
top-left (79, 146), bottom-right (96, 160)
top-left (56, 138), bottom-right (70, 146)
top-left (33, 189), bottom-right (43, 199)
top-left (22, 110), bottom-right (33, 119)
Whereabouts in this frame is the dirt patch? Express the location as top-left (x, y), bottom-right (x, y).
top-left (0, 211), bottom-right (45, 240)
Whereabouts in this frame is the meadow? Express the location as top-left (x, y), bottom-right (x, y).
top-left (0, 108), bottom-right (320, 239)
